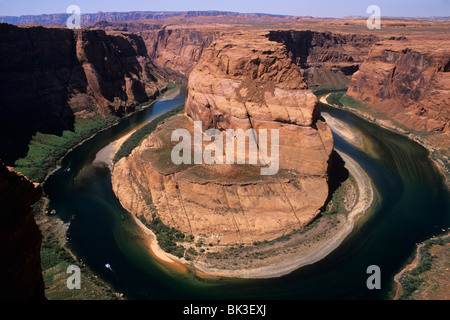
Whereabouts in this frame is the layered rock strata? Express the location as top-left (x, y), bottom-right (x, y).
top-left (143, 27), bottom-right (222, 75)
top-left (267, 30), bottom-right (379, 89)
top-left (88, 22), bottom-right (378, 88)
top-left (113, 33), bottom-right (334, 245)
top-left (348, 40), bottom-right (450, 133)
top-left (0, 23), bottom-right (169, 164)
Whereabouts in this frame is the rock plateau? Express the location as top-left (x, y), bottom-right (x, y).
top-left (113, 32), bottom-right (334, 245)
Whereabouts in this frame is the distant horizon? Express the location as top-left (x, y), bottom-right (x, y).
top-left (0, 9), bottom-right (449, 19)
top-left (0, 0), bottom-right (449, 18)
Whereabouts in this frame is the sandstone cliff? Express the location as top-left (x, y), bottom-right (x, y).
top-left (87, 20), bottom-right (378, 87)
top-left (267, 30), bottom-right (379, 90)
top-left (0, 23), bottom-right (169, 164)
top-left (0, 161), bottom-right (45, 299)
top-left (143, 27), bottom-right (221, 75)
top-left (113, 33), bottom-right (334, 245)
top-left (348, 40), bottom-right (450, 133)
top-left (88, 22), bottom-right (221, 76)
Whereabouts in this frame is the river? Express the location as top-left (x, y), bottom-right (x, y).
top-left (43, 88), bottom-right (449, 300)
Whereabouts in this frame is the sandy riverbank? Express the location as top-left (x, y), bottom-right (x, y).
top-left (322, 112), bottom-right (364, 149)
top-left (104, 89), bottom-right (376, 279)
top-left (392, 242), bottom-right (425, 300)
top-left (188, 150), bottom-right (374, 279)
top-left (94, 88), bottom-right (182, 168)
top-left (93, 128), bottom-right (138, 169)
top-left (133, 217), bottom-right (190, 274)
top-left (108, 112), bottom-right (375, 279)
top-left (320, 93), bottom-right (449, 189)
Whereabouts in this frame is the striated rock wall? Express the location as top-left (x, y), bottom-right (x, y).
top-left (267, 30), bottom-right (379, 89)
top-left (113, 115), bottom-right (332, 245)
top-left (113, 33), bottom-right (334, 245)
top-left (348, 40), bottom-right (450, 133)
top-left (86, 22), bottom-right (221, 76)
top-left (143, 28), bottom-right (222, 75)
top-left (88, 23), bottom-right (377, 88)
top-left (0, 161), bottom-right (45, 299)
top-left (0, 23), bottom-right (169, 164)
top-left (185, 33), bottom-right (333, 174)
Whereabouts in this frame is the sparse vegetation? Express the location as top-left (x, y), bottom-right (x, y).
top-left (35, 204), bottom-right (121, 300)
top-left (397, 235), bottom-right (449, 300)
top-left (323, 173), bottom-right (358, 216)
top-left (113, 104), bottom-right (185, 165)
top-left (326, 92), bottom-right (366, 111)
top-left (325, 92), bottom-right (345, 106)
top-left (140, 213), bottom-right (188, 259)
top-left (14, 114), bottom-right (118, 182)
top-left (165, 81), bottom-right (180, 91)
top-left (309, 70), bottom-right (351, 92)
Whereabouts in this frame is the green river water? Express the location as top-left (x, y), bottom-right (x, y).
top-left (43, 88), bottom-right (449, 300)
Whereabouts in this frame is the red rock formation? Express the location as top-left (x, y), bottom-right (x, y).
top-left (112, 32), bottom-right (334, 245)
top-left (267, 30), bottom-right (379, 89)
top-left (142, 27), bottom-right (222, 75)
top-left (185, 32), bottom-right (333, 175)
top-left (0, 23), bottom-right (169, 164)
top-left (348, 40), bottom-right (450, 133)
top-left (0, 161), bottom-right (45, 299)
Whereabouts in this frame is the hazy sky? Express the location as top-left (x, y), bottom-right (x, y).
top-left (0, 0), bottom-right (448, 17)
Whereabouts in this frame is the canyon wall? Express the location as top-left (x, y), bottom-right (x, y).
top-left (87, 22), bottom-right (377, 86)
top-left (267, 30), bottom-right (379, 90)
top-left (142, 28), bottom-right (222, 75)
top-left (348, 40), bottom-right (450, 133)
top-left (143, 28), bottom-right (379, 86)
top-left (0, 23), bottom-right (169, 164)
top-left (87, 22), bottom-right (222, 76)
top-left (113, 33), bottom-right (334, 245)
top-left (0, 161), bottom-right (45, 299)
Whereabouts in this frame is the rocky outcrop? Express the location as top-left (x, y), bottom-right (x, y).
top-left (142, 28), bottom-right (222, 75)
top-left (267, 30), bottom-right (379, 90)
top-left (185, 33), bottom-right (333, 174)
top-left (113, 33), bottom-right (334, 245)
top-left (86, 22), bottom-right (221, 76)
top-left (87, 22), bottom-right (378, 85)
top-left (0, 23), bottom-right (168, 164)
top-left (0, 161), bottom-right (45, 299)
top-left (347, 40), bottom-right (450, 133)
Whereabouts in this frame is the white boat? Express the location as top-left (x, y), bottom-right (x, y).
top-left (105, 263), bottom-right (112, 270)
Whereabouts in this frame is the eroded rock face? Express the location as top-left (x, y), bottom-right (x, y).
top-left (143, 28), bottom-right (222, 75)
top-left (113, 33), bottom-right (334, 245)
top-left (348, 40), bottom-right (450, 133)
top-left (0, 161), bottom-right (45, 299)
top-left (267, 30), bottom-right (379, 89)
top-left (185, 33), bottom-right (333, 175)
top-left (0, 23), bottom-right (168, 164)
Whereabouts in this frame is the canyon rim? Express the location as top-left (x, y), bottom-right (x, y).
top-left (0, 5), bottom-right (448, 301)
top-left (111, 32), bottom-right (366, 276)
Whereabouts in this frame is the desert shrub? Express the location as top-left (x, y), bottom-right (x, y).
top-left (113, 104), bottom-right (184, 164)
